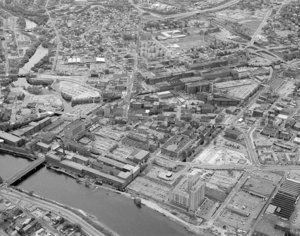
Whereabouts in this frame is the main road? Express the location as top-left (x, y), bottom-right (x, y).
top-left (247, 9), bottom-right (272, 47)
top-left (248, 172), bottom-right (287, 236)
top-left (45, 8), bottom-right (61, 73)
top-left (123, 18), bottom-right (141, 119)
top-left (1, 18), bottom-right (9, 76)
top-left (209, 173), bottom-right (249, 222)
top-left (164, 0), bottom-right (242, 20)
top-left (0, 188), bottom-right (118, 236)
top-left (244, 127), bottom-right (261, 167)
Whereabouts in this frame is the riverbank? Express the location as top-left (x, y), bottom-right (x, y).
top-left (6, 187), bottom-right (119, 236)
top-left (47, 164), bottom-right (200, 235)
top-left (4, 156), bottom-right (199, 235)
top-left (1, 155), bottom-right (196, 236)
top-left (120, 191), bottom-right (201, 235)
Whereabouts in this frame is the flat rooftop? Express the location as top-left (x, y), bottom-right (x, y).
top-left (162, 134), bottom-right (191, 152)
top-left (0, 131), bottom-right (22, 142)
top-left (224, 82), bottom-right (260, 100)
top-left (214, 79), bottom-right (253, 89)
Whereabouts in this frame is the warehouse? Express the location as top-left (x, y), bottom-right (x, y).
top-left (0, 131), bottom-right (24, 146)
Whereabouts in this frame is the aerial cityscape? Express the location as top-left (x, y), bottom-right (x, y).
top-left (0, 0), bottom-right (300, 235)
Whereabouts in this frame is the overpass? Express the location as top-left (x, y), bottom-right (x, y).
top-left (247, 46), bottom-right (284, 62)
top-left (6, 157), bottom-right (46, 186)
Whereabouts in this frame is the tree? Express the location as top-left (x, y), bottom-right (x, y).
top-left (0, 176), bottom-right (3, 184)
top-left (73, 223), bottom-right (81, 232)
top-left (17, 17), bottom-right (26, 29)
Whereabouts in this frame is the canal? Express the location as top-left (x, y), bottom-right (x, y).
top-left (0, 154), bottom-right (195, 236)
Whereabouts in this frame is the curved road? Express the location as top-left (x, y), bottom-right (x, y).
top-left (164, 0), bottom-right (242, 20)
top-left (0, 188), bottom-right (118, 236)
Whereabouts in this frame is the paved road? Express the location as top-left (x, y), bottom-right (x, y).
top-left (165, 151), bottom-right (300, 171)
top-left (128, 0), bottom-right (162, 18)
top-left (0, 188), bottom-right (115, 236)
top-left (210, 173), bottom-right (249, 222)
top-left (247, 9), bottom-right (272, 47)
top-left (123, 20), bottom-right (141, 118)
top-left (247, 45), bottom-right (284, 62)
top-left (248, 172), bottom-right (286, 235)
top-left (244, 127), bottom-right (261, 167)
top-left (164, 0), bottom-right (242, 20)
top-left (1, 18), bottom-right (9, 76)
top-left (45, 8), bottom-right (61, 73)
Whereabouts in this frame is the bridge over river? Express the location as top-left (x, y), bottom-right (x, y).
top-left (5, 156), bottom-right (45, 186)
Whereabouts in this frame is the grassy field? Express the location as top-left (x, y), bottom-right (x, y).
top-left (242, 20), bottom-right (261, 34)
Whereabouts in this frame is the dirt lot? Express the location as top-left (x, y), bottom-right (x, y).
top-left (217, 190), bottom-right (265, 230)
top-left (127, 176), bottom-right (172, 202)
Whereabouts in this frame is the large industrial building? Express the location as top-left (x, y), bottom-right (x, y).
top-left (64, 119), bottom-right (86, 140)
top-left (46, 151), bottom-right (141, 189)
top-left (214, 79), bottom-right (261, 103)
top-left (0, 131), bottom-right (24, 146)
top-left (161, 134), bottom-right (194, 160)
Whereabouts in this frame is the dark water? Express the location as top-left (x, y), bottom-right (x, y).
top-left (0, 154), bottom-right (195, 236)
top-left (19, 46), bottom-right (48, 74)
top-left (0, 154), bottom-right (30, 180)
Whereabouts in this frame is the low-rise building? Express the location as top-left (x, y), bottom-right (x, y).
top-left (224, 127), bottom-right (243, 140)
top-left (261, 125), bottom-right (279, 137)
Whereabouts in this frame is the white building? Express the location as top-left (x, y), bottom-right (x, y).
top-left (169, 173), bottom-right (205, 211)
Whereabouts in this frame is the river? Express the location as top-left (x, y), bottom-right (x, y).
top-left (19, 45), bottom-right (48, 74)
top-left (0, 154), bottom-right (29, 180)
top-left (0, 155), bottom-right (195, 236)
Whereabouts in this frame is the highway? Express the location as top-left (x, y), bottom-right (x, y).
top-left (247, 9), bottom-right (272, 47)
top-left (247, 45), bottom-right (284, 62)
top-left (128, 0), bottom-right (162, 18)
top-left (0, 188), bottom-right (117, 236)
top-left (164, 0), bottom-right (242, 20)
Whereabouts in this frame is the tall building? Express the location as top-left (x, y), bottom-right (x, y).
top-left (170, 173), bottom-right (205, 212)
